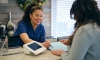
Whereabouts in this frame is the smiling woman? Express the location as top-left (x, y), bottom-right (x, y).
top-left (13, 4), bottom-right (50, 48)
top-left (29, 6), bottom-right (43, 30)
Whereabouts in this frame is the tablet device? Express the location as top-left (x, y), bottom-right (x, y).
top-left (23, 41), bottom-right (47, 55)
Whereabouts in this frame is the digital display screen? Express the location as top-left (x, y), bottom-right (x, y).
top-left (27, 42), bottom-right (42, 51)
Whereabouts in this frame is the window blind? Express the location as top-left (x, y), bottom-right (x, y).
top-left (96, 0), bottom-right (100, 9)
top-left (51, 0), bottom-right (100, 38)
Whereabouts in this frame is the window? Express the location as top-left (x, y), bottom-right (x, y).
top-left (51, 0), bottom-right (100, 38)
top-left (51, 0), bottom-right (75, 38)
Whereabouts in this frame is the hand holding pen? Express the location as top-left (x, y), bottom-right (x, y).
top-left (41, 37), bottom-right (53, 48)
top-left (42, 40), bottom-right (51, 48)
top-left (45, 40), bottom-right (53, 48)
top-left (45, 40), bottom-right (53, 51)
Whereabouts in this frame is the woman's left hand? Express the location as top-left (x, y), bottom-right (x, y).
top-left (51, 50), bottom-right (65, 56)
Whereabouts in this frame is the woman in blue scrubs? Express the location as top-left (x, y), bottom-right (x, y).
top-left (14, 4), bottom-right (50, 48)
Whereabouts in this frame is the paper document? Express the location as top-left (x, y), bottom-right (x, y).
top-left (48, 41), bottom-right (68, 51)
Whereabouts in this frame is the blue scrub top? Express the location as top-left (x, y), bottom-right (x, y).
top-left (13, 21), bottom-right (46, 47)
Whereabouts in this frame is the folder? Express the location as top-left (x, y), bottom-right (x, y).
top-left (48, 41), bottom-right (68, 51)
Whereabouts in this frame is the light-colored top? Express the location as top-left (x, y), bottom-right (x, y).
top-left (61, 23), bottom-right (100, 60)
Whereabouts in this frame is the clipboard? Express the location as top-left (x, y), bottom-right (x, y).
top-left (48, 41), bottom-right (68, 51)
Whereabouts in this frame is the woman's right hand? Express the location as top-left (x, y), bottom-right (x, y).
top-left (41, 41), bottom-right (50, 48)
top-left (60, 39), bottom-right (69, 46)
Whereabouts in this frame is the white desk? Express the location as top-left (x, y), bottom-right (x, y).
top-left (0, 39), bottom-right (61, 60)
top-left (0, 47), bottom-right (61, 60)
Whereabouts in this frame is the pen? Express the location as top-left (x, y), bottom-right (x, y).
top-left (41, 37), bottom-right (53, 48)
top-left (47, 45), bottom-right (53, 51)
top-left (50, 45), bottom-right (53, 48)
top-left (2, 52), bottom-right (24, 56)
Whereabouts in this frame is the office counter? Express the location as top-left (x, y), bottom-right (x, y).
top-left (0, 39), bottom-right (61, 60)
top-left (0, 47), bottom-right (61, 60)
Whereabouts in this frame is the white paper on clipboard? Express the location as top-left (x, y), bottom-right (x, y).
top-left (48, 41), bottom-right (68, 51)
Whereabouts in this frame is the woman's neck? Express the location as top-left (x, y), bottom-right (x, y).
top-left (31, 22), bottom-right (37, 31)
